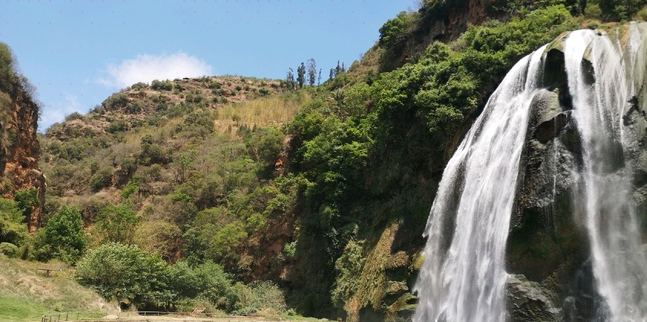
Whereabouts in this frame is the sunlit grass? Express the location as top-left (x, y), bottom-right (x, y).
top-left (215, 92), bottom-right (311, 136)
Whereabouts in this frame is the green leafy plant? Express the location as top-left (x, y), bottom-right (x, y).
top-left (32, 206), bottom-right (86, 263)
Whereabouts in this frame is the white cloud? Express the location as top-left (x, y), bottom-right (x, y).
top-left (40, 93), bottom-right (84, 130)
top-left (101, 53), bottom-right (213, 88)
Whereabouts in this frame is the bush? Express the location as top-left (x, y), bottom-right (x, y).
top-left (0, 242), bottom-right (18, 258)
top-left (14, 188), bottom-right (40, 219)
top-left (151, 80), bottom-right (173, 91)
top-left (64, 112), bottom-right (84, 122)
top-left (168, 261), bottom-right (236, 310)
top-left (32, 206), bottom-right (86, 263)
top-left (585, 3), bottom-right (603, 19)
top-left (125, 100), bottom-right (143, 114)
top-left (75, 243), bottom-right (173, 309)
top-left (94, 204), bottom-right (138, 244)
top-left (231, 281), bottom-right (287, 313)
top-left (133, 220), bottom-right (182, 262)
top-left (0, 198), bottom-right (28, 246)
top-left (106, 120), bottom-right (129, 133)
top-left (102, 93), bottom-right (129, 110)
top-left (121, 180), bottom-right (139, 199)
top-left (89, 168), bottom-right (113, 191)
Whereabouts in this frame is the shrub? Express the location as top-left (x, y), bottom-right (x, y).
top-left (585, 3), bottom-right (603, 19)
top-left (14, 188), bottom-right (40, 219)
top-left (32, 206), bottom-right (86, 263)
top-left (259, 88), bottom-right (269, 96)
top-left (231, 281), bottom-right (287, 313)
top-left (94, 204), bottom-right (138, 244)
top-left (0, 198), bottom-right (27, 246)
top-left (89, 168), bottom-right (113, 191)
top-left (168, 261), bottom-right (235, 310)
top-left (106, 120), bottom-right (129, 133)
top-left (133, 220), bottom-right (182, 262)
top-left (151, 80), bottom-right (173, 91)
top-left (75, 243), bottom-right (173, 309)
top-left (147, 164), bottom-right (162, 181)
top-left (131, 82), bottom-right (148, 90)
top-left (102, 93), bottom-right (129, 110)
top-left (0, 242), bottom-right (18, 258)
top-left (121, 180), bottom-right (139, 199)
top-left (64, 112), bottom-right (84, 122)
top-left (125, 100), bottom-right (143, 114)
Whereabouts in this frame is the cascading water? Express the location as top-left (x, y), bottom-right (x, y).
top-left (413, 46), bottom-right (548, 322)
top-left (564, 29), bottom-right (647, 321)
top-left (414, 26), bottom-right (647, 322)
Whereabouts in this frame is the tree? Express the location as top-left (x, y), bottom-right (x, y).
top-left (13, 189), bottom-right (39, 222)
top-left (168, 260), bottom-right (235, 310)
top-left (33, 206), bottom-right (86, 263)
top-left (318, 68), bottom-right (322, 86)
top-left (94, 204), bottom-right (138, 244)
top-left (329, 68), bottom-right (335, 81)
top-left (0, 198), bottom-right (28, 246)
top-left (307, 58), bottom-right (317, 86)
top-left (297, 63), bottom-right (306, 88)
top-left (75, 243), bottom-right (173, 309)
top-left (286, 68), bottom-right (296, 90)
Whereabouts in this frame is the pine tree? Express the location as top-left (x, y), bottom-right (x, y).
top-left (341, 62), bottom-right (346, 73)
top-left (297, 63), bottom-right (306, 88)
top-left (329, 68), bottom-right (335, 81)
top-left (307, 58), bottom-right (317, 87)
top-left (335, 60), bottom-right (341, 77)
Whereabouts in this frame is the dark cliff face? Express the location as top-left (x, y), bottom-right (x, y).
top-left (505, 28), bottom-right (647, 320)
top-left (384, 0), bottom-right (510, 72)
top-left (0, 43), bottom-right (46, 232)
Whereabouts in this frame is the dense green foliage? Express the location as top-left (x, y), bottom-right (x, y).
top-left (75, 243), bottom-right (173, 309)
top-left (0, 199), bottom-right (27, 247)
top-left (32, 206), bottom-right (86, 263)
top-left (75, 242), bottom-right (289, 313)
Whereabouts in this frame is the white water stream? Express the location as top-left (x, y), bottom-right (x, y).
top-left (565, 28), bottom-right (647, 321)
top-left (414, 26), bottom-right (647, 322)
top-left (413, 46), bottom-right (547, 322)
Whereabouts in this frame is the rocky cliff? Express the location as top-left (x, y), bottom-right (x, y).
top-left (0, 43), bottom-right (46, 232)
top-left (506, 24), bottom-right (647, 320)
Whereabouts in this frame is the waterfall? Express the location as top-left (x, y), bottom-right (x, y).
top-left (412, 46), bottom-right (548, 322)
top-left (564, 28), bottom-right (647, 321)
top-left (414, 25), bottom-right (647, 322)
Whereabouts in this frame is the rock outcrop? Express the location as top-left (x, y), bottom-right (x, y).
top-left (0, 43), bottom-right (45, 232)
top-left (506, 26), bottom-right (647, 320)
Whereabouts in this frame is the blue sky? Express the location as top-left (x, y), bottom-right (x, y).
top-left (0, 0), bottom-right (418, 130)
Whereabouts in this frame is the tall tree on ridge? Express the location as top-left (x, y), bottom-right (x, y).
top-left (297, 63), bottom-right (306, 88)
top-left (307, 58), bottom-right (317, 87)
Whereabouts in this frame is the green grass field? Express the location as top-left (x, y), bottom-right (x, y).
top-left (0, 256), bottom-right (113, 322)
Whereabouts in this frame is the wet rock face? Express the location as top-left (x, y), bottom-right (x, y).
top-left (506, 274), bottom-right (562, 322)
top-left (506, 42), bottom-right (595, 321)
top-left (506, 28), bottom-right (647, 321)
